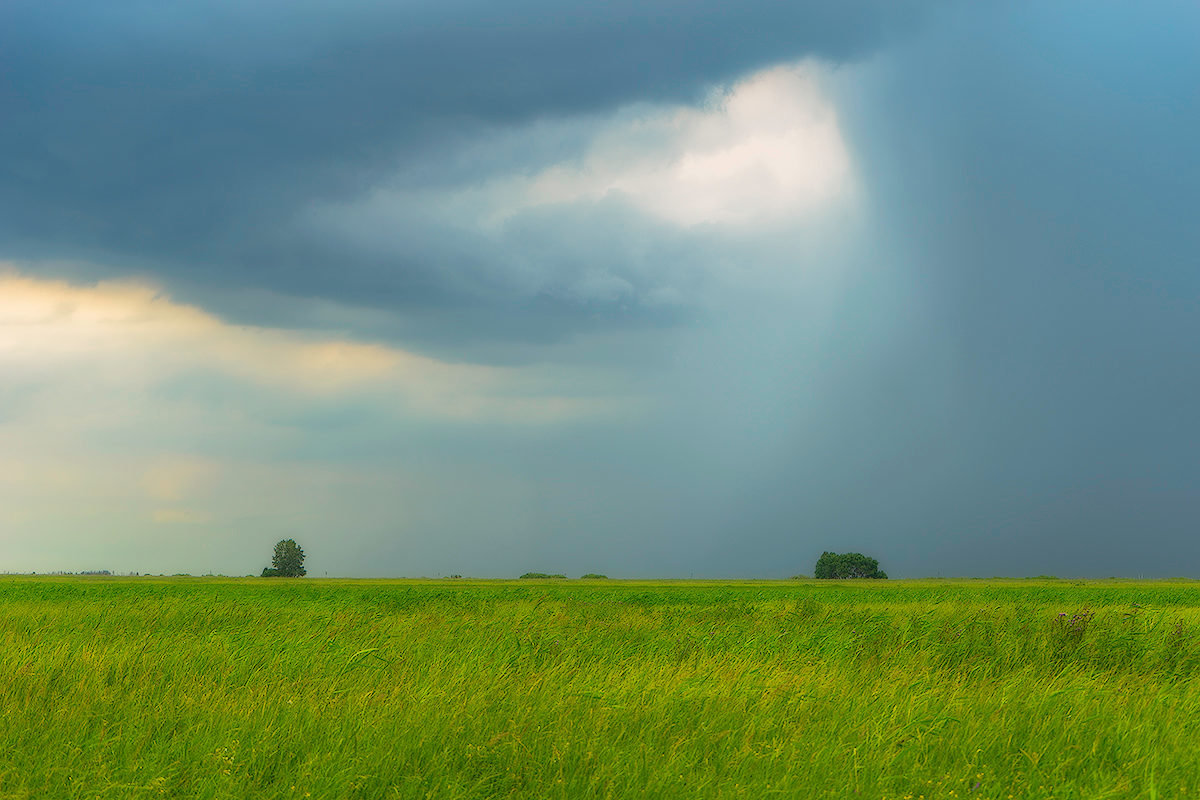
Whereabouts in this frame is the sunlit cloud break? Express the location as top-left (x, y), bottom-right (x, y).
top-left (501, 63), bottom-right (856, 228)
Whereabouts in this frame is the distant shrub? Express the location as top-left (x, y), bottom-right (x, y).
top-left (814, 552), bottom-right (887, 580)
top-left (789, 574), bottom-right (810, 580)
top-left (580, 573), bottom-right (608, 579)
top-left (519, 572), bottom-right (567, 579)
top-left (447, 574), bottom-right (463, 579)
top-left (263, 539), bottom-right (306, 578)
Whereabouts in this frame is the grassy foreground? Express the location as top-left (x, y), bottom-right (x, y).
top-left (1, 578), bottom-right (1199, 799)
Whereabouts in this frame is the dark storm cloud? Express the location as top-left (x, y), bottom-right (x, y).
top-left (698, 1), bottom-right (1200, 578)
top-left (0, 0), bottom-right (937, 339)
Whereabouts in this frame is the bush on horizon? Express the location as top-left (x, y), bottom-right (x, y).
top-left (814, 552), bottom-right (887, 580)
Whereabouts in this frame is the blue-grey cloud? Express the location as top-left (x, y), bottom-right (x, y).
top-left (1, 0), bottom-right (937, 346)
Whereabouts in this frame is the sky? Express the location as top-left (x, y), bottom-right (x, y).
top-left (2, 0), bottom-right (1198, 578)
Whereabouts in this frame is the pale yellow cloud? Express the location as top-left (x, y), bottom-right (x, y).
top-left (142, 458), bottom-right (220, 502)
top-left (0, 267), bottom-right (629, 423)
top-left (0, 267), bottom-right (644, 576)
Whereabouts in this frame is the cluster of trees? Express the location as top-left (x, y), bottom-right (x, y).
top-left (814, 552), bottom-right (888, 580)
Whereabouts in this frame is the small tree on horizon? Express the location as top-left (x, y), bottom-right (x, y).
top-left (814, 551), bottom-right (887, 579)
top-left (264, 539), bottom-right (306, 578)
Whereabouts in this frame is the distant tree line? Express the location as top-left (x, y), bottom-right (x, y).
top-left (31, 570), bottom-right (115, 576)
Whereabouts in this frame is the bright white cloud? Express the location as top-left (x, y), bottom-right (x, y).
top-left (510, 63), bottom-right (856, 227)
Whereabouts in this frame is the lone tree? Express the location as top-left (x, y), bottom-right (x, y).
top-left (262, 539), bottom-right (306, 578)
top-left (814, 551), bottom-right (887, 579)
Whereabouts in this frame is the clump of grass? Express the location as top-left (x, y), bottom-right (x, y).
top-left (1053, 606), bottom-right (1096, 641)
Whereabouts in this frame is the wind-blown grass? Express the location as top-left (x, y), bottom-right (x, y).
top-left (1, 578), bottom-right (1197, 798)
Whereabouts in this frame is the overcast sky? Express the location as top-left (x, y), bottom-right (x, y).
top-left (2, 1), bottom-right (1198, 578)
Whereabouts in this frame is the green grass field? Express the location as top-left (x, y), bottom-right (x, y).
top-left (2, 578), bottom-right (1198, 799)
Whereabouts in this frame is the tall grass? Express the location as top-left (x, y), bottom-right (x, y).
top-left (0, 578), bottom-right (1197, 798)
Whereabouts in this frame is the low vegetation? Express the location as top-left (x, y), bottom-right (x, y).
top-left (1, 577), bottom-right (1198, 798)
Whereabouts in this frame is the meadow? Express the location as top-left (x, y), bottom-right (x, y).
top-left (1, 578), bottom-right (1198, 799)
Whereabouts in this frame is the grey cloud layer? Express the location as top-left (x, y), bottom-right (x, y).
top-left (1, 0), bottom-right (935, 344)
